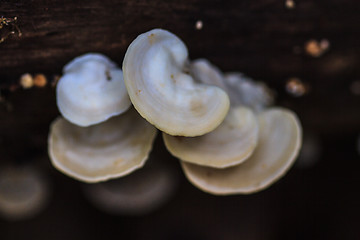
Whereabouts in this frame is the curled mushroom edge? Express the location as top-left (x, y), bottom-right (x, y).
top-left (163, 106), bottom-right (259, 169)
top-left (181, 107), bottom-right (302, 195)
top-left (48, 108), bottom-right (158, 183)
top-left (47, 29), bottom-right (303, 197)
top-left (123, 28), bottom-right (230, 137)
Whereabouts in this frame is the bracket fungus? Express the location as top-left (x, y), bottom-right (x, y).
top-left (181, 108), bottom-right (302, 195)
top-left (47, 30), bottom-right (302, 198)
top-left (122, 29), bottom-right (230, 137)
top-left (224, 73), bottom-right (274, 111)
top-left (56, 53), bottom-right (131, 127)
top-left (48, 108), bottom-right (157, 183)
top-left (168, 59), bottom-right (302, 195)
top-left (163, 59), bottom-right (259, 168)
top-left (190, 59), bottom-right (228, 90)
top-left (191, 59), bottom-right (274, 110)
top-left (83, 158), bottom-right (178, 215)
top-left (163, 106), bottom-right (259, 168)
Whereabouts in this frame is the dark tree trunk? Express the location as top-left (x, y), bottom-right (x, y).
top-left (1, 0), bottom-right (359, 135)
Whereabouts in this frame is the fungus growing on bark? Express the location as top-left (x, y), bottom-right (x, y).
top-left (57, 53), bottom-right (131, 127)
top-left (48, 108), bottom-right (157, 183)
top-left (123, 29), bottom-right (229, 137)
top-left (181, 108), bottom-right (302, 195)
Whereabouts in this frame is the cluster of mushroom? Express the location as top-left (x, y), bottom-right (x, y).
top-left (48, 28), bottom-right (302, 196)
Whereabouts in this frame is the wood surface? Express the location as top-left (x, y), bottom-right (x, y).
top-left (1, 0), bottom-right (359, 136)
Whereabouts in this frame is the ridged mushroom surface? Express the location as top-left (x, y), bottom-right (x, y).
top-left (181, 108), bottom-right (302, 195)
top-left (123, 29), bottom-right (230, 137)
top-left (163, 106), bottom-right (258, 168)
top-left (48, 108), bottom-right (157, 183)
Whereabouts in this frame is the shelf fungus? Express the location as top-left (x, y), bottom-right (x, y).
top-left (48, 108), bottom-right (157, 183)
top-left (224, 73), bottom-right (274, 111)
top-left (181, 108), bottom-right (302, 195)
top-left (57, 53), bottom-right (131, 127)
top-left (123, 29), bottom-right (230, 137)
top-left (47, 31), bottom-right (302, 197)
top-left (169, 59), bottom-right (302, 195)
top-left (163, 106), bottom-right (259, 168)
top-left (163, 59), bottom-right (258, 168)
top-left (191, 59), bottom-right (274, 111)
top-left (82, 158), bottom-right (178, 215)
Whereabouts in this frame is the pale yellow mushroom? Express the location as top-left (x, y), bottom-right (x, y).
top-left (163, 106), bottom-right (258, 168)
top-left (163, 59), bottom-right (259, 168)
top-left (48, 108), bottom-right (157, 183)
top-left (181, 108), bottom-right (302, 195)
top-left (0, 166), bottom-right (50, 221)
top-left (57, 53), bottom-right (131, 127)
top-left (123, 29), bottom-right (230, 137)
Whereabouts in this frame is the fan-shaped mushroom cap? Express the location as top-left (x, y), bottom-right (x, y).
top-left (224, 73), bottom-right (274, 111)
top-left (163, 106), bottom-right (258, 168)
top-left (0, 167), bottom-right (50, 221)
top-left (83, 158), bottom-right (178, 215)
top-left (181, 108), bottom-right (302, 195)
top-left (48, 108), bottom-right (157, 183)
top-left (190, 59), bottom-right (228, 90)
top-left (190, 59), bottom-right (273, 110)
top-left (57, 53), bottom-right (131, 127)
top-left (122, 29), bottom-right (230, 137)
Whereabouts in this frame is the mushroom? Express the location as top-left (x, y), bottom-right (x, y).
top-left (181, 108), bottom-right (302, 195)
top-left (224, 73), bottom-right (274, 111)
top-left (162, 59), bottom-right (259, 168)
top-left (191, 59), bottom-right (273, 111)
top-left (82, 157), bottom-right (178, 215)
top-left (163, 106), bottom-right (258, 168)
top-left (57, 53), bottom-right (131, 127)
top-left (122, 29), bottom-right (230, 137)
top-left (48, 108), bottom-right (157, 183)
top-left (190, 58), bottom-right (228, 90)
top-left (0, 166), bottom-right (50, 221)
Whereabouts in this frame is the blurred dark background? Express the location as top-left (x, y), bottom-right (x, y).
top-left (0, 0), bottom-right (359, 239)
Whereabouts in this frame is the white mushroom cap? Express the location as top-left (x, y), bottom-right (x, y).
top-left (82, 158), bottom-right (178, 215)
top-left (48, 108), bottom-right (157, 183)
top-left (0, 166), bottom-right (49, 221)
top-left (190, 58), bottom-right (228, 90)
top-left (123, 29), bottom-right (230, 137)
top-left (190, 59), bottom-right (273, 111)
top-left (224, 73), bottom-right (274, 111)
top-left (163, 106), bottom-right (258, 168)
top-left (181, 108), bottom-right (302, 195)
top-left (57, 53), bottom-right (131, 127)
